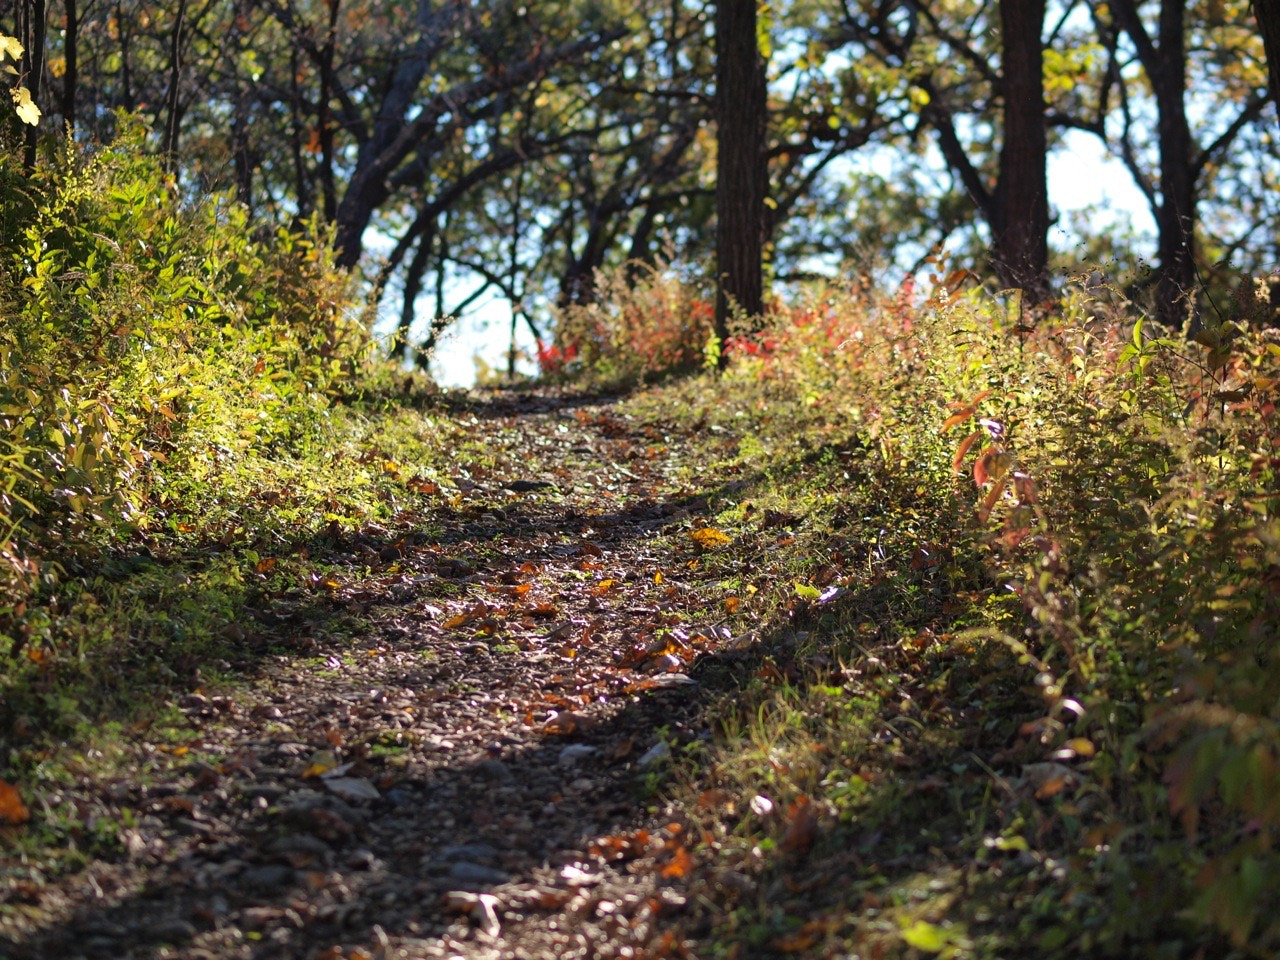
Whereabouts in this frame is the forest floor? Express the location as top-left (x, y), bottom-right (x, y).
top-left (2, 388), bottom-right (784, 960)
top-left (5, 376), bottom-right (1250, 960)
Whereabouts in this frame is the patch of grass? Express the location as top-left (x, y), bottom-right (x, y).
top-left (620, 272), bottom-right (1279, 957)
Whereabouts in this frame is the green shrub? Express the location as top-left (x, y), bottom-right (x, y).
top-left (0, 121), bottom-right (368, 653)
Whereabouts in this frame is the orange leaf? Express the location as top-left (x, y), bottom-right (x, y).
top-left (0, 779), bottom-right (30, 825)
top-left (941, 404), bottom-right (978, 432)
top-left (977, 475), bottom-right (1009, 523)
top-left (781, 796), bottom-right (818, 853)
top-left (591, 579), bottom-right (619, 596)
top-left (951, 430), bottom-right (982, 473)
top-left (659, 844), bottom-right (693, 878)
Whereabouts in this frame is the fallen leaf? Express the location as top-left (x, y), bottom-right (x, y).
top-left (901, 919), bottom-right (949, 952)
top-left (689, 527), bottom-right (732, 550)
top-left (659, 844), bottom-right (693, 878)
top-left (0, 779), bottom-right (30, 825)
top-left (301, 749), bottom-right (339, 779)
top-left (772, 931), bottom-right (819, 952)
top-left (781, 796), bottom-right (818, 853)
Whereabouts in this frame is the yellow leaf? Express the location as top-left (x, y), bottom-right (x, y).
top-left (0, 36), bottom-right (23, 61)
top-left (12, 86), bottom-right (39, 125)
top-left (301, 749), bottom-right (338, 779)
top-left (1065, 737), bottom-right (1096, 757)
top-left (901, 920), bottom-right (948, 952)
top-left (689, 527), bottom-right (731, 549)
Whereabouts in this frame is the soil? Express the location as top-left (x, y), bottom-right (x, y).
top-left (1, 390), bottom-right (750, 960)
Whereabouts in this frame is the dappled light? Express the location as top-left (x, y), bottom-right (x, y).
top-left (3, 2), bottom-right (1280, 959)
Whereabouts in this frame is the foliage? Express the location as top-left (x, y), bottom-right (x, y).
top-left (613, 261), bottom-right (1279, 956)
top-left (551, 260), bottom-right (716, 388)
top-left (0, 123), bottom-right (371, 704)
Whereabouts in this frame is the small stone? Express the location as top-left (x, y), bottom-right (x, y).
top-left (636, 741), bottom-right (672, 769)
top-left (474, 759), bottom-right (513, 782)
top-left (448, 861), bottom-right (509, 884)
top-left (243, 784), bottom-right (286, 803)
top-left (438, 843), bottom-right (501, 863)
top-left (238, 864), bottom-right (297, 893)
top-left (144, 918), bottom-right (196, 944)
top-left (558, 744), bottom-right (598, 766)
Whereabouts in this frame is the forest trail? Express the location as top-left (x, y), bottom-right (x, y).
top-left (6, 391), bottom-right (745, 960)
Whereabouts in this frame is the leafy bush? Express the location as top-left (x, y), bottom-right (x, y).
top-left (643, 262), bottom-right (1279, 955)
top-left (551, 260), bottom-right (714, 388)
top-left (0, 122), bottom-right (368, 655)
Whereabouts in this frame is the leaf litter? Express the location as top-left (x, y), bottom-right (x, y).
top-left (1, 391), bottom-right (740, 960)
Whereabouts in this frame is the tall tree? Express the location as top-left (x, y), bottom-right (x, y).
top-left (1110, 0), bottom-right (1197, 327)
top-left (714, 0), bottom-right (768, 343)
top-left (991, 0), bottom-right (1049, 293)
top-left (1255, 0), bottom-right (1280, 126)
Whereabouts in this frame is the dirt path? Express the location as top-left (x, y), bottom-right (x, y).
top-left (4, 391), bottom-right (748, 960)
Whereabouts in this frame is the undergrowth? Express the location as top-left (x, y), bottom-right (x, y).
top-left (619, 264), bottom-right (1279, 957)
top-left (0, 127), bottom-right (452, 744)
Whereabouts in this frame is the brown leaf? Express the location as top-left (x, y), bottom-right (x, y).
top-left (951, 429), bottom-right (982, 473)
top-left (781, 796), bottom-right (819, 853)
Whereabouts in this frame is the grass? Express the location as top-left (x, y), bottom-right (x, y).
top-left (611, 272), bottom-right (1280, 958)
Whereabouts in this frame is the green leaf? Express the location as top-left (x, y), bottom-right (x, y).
top-left (793, 582), bottom-right (821, 600)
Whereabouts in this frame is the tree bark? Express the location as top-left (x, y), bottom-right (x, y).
top-left (20, 0), bottom-right (46, 169)
top-left (60, 0), bottom-right (76, 130)
top-left (991, 0), bottom-right (1049, 294)
top-left (714, 0), bottom-right (768, 344)
top-left (1112, 0), bottom-right (1196, 328)
top-left (1254, 0), bottom-right (1280, 130)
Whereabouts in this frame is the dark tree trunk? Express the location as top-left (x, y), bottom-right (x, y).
top-left (162, 0), bottom-right (187, 165)
top-left (20, 0), bottom-right (46, 169)
top-left (1253, 0), bottom-right (1280, 130)
top-left (1153, 1), bottom-right (1195, 328)
top-left (317, 0), bottom-right (340, 222)
top-left (991, 0), bottom-right (1048, 294)
top-left (1113, 0), bottom-right (1196, 328)
top-left (60, 0), bottom-right (76, 130)
top-left (394, 228), bottom-right (435, 362)
top-left (714, 0), bottom-right (768, 344)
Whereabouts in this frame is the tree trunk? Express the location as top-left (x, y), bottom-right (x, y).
top-left (20, 0), bottom-right (46, 169)
top-left (714, 0), bottom-right (768, 344)
top-left (991, 0), bottom-right (1048, 294)
top-left (1113, 0), bottom-right (1197, 328)
top-left (1253, 0), bottom-right (1280, 131)
top-left (60, 0), bottom-right (76, 130)
top-left (162, 0), bottom-right (187, 166)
